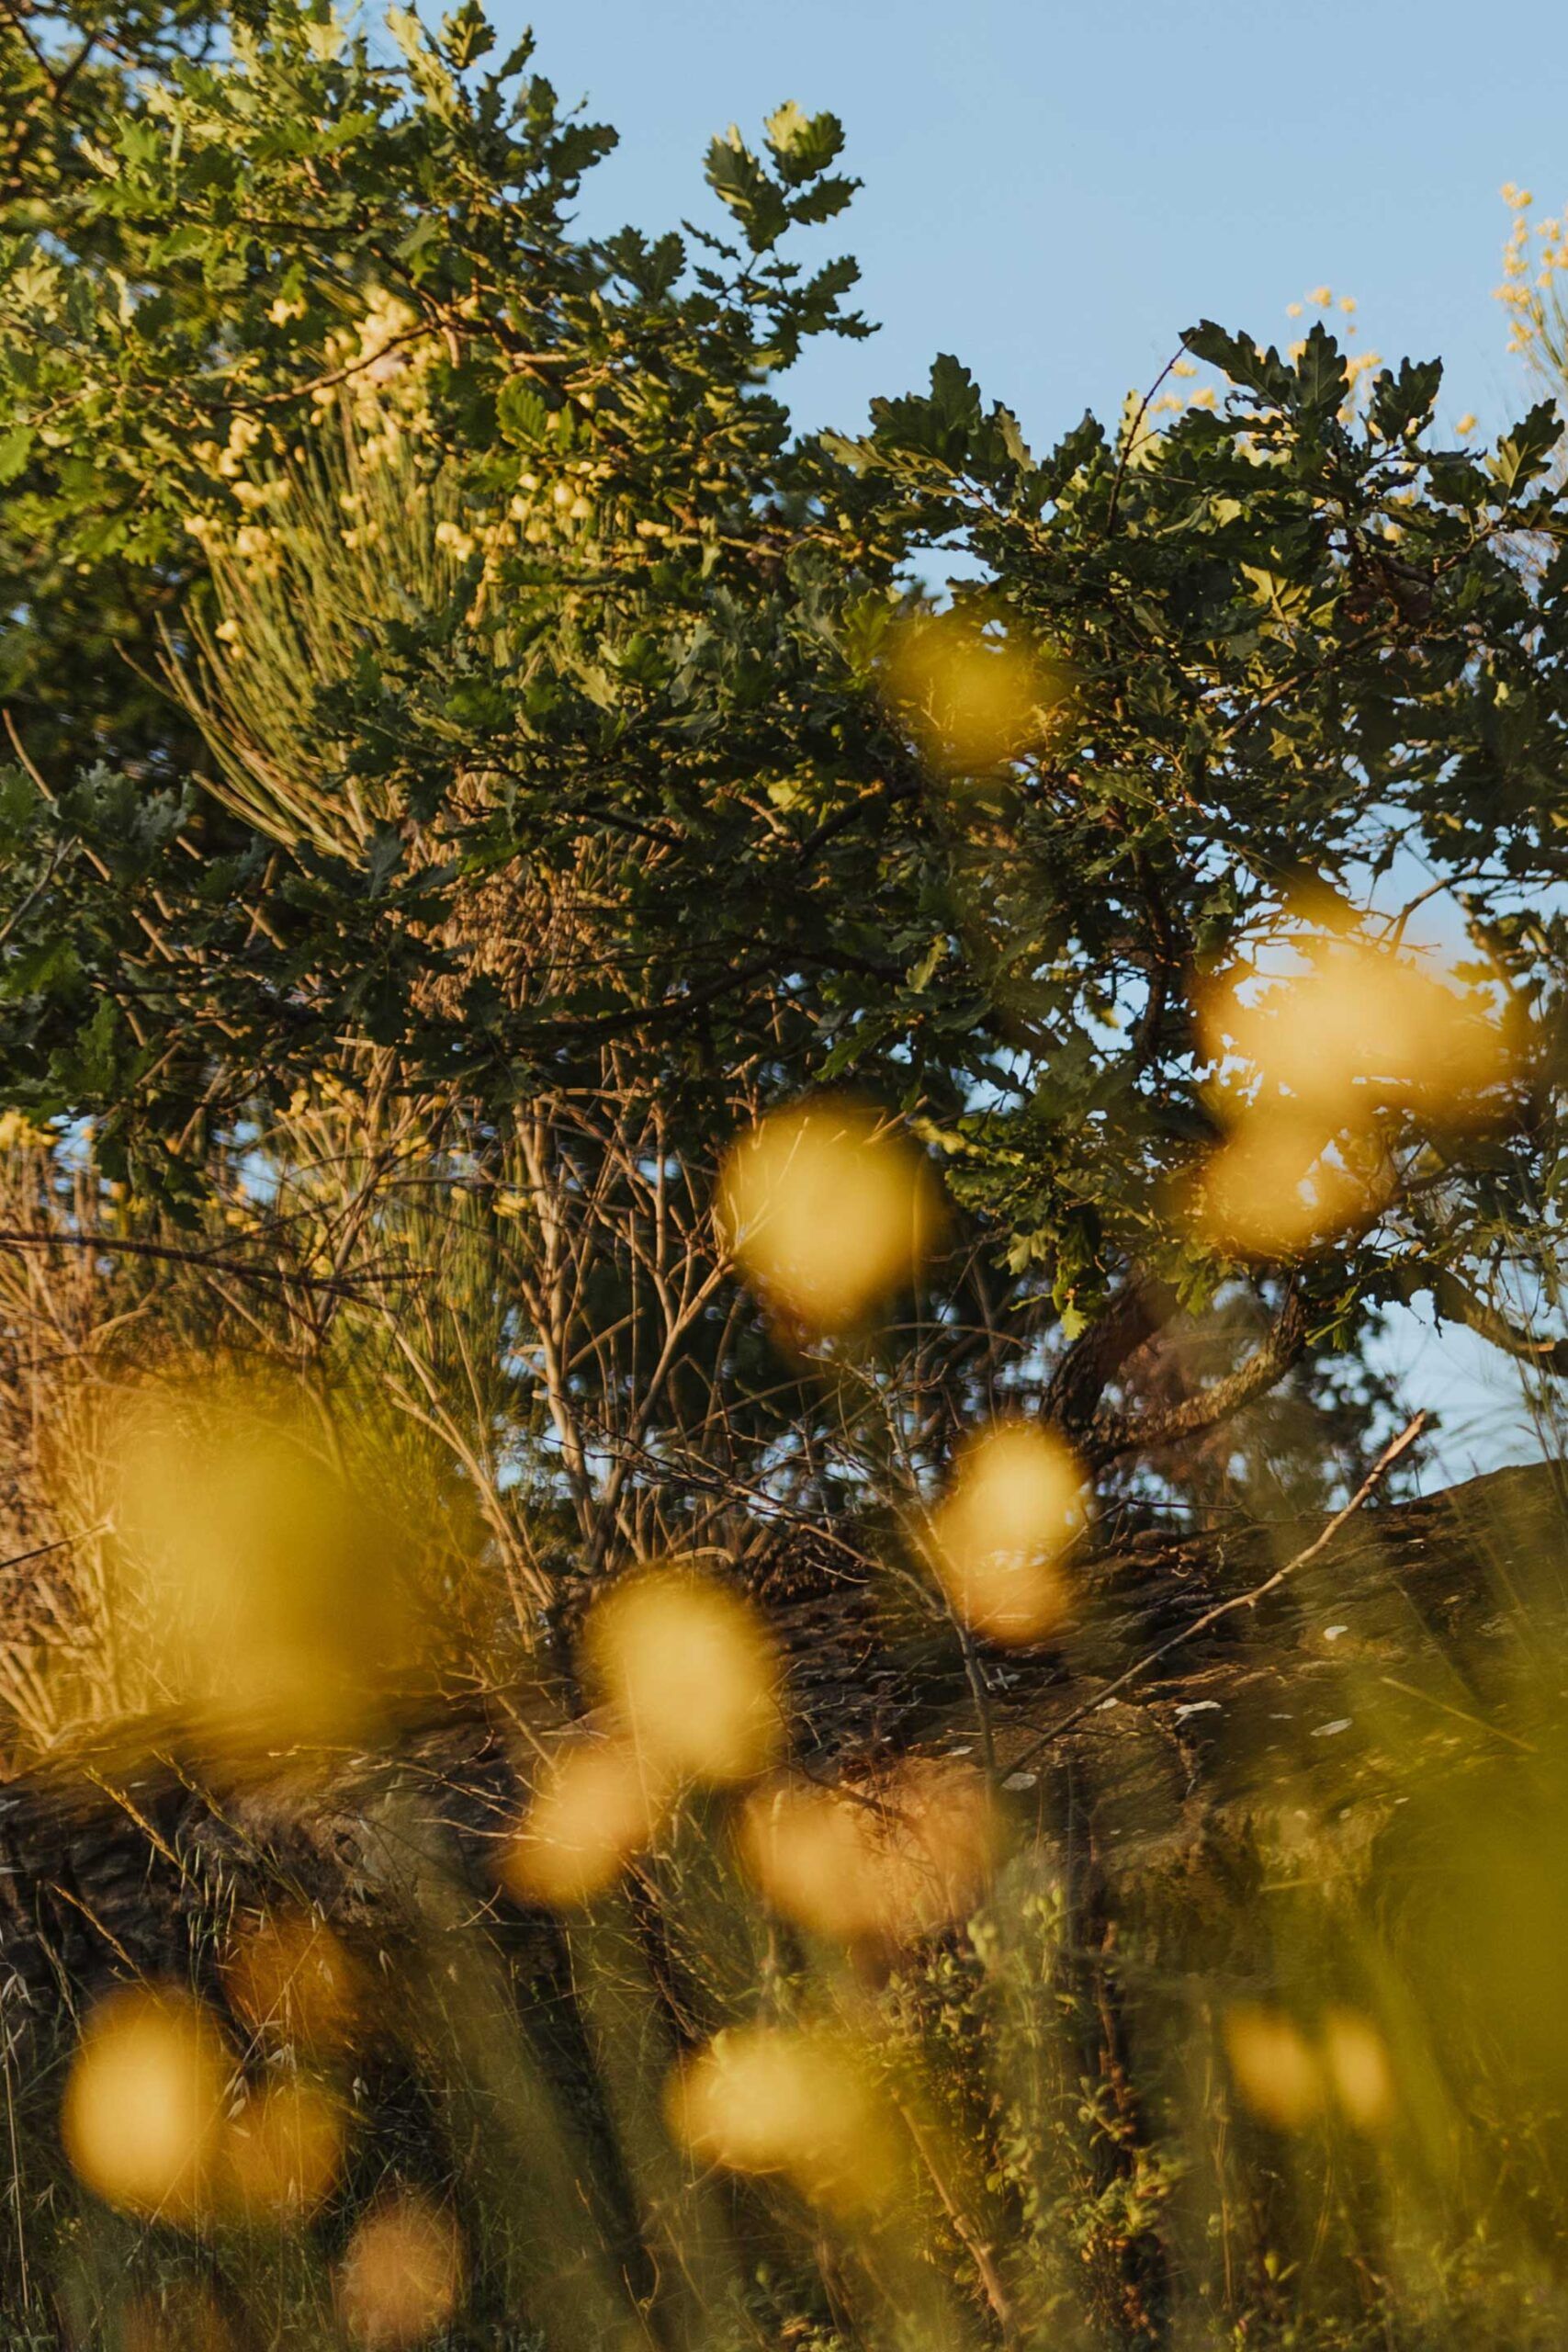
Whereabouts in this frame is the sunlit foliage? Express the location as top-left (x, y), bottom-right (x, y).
top-left (6, 4), bottom-right (1568, 2349)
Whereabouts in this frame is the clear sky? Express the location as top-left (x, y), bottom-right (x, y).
top-left (495, 0), bottom-right (1565, 1474)
top-left (506, 0), bottom-right (1565, 459)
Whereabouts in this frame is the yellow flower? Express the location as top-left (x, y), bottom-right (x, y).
top-left (1455, 413), bottom-right (1477, 436)
top-left (1307, 284), bottom-right (1332, 308)
top-left (922, 1421), bottom-right (1084, 1646)
top-left (62, 1989), bottom-right (234, 2222)
top-left (0, 1108), bottom-right (52, 1151)
top-left (1224, 2006), bottom-right (1322, 2130)
top-left (716, 1097), bottom-right (943, 1333)
top-left (668, 2029), bottom-right (902, 2214)
top-left (583, 1566), bottom-right (782, 1788)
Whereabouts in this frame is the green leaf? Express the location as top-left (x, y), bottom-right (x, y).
top-left (705, 128), bottom-right (789, 252)
top-left (0, 424), bottom-right (34, 483)
top-left (1292, 321), bottom-right (1347, 416)
top-left (496, 378), bottom-right (552, 445)
top-left (762, 102), bottom-right (846, 187)
top-left (1182, 320), bottom-right (1292, 405)
top-left (1489, 400), bottom-right (1562, 493)
top-left (1369, 356), bottom-right (1442, 440)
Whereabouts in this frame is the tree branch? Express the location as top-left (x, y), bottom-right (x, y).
top-left (1427, 1266), bottom-right (1568, 1376)
top-left (0, 1229), bottom-right (413, 1303)
top-left (1045, 1273), bottom-right (1175, 1442)
top-left (1077, 1283), bottom-right (1309, 1468)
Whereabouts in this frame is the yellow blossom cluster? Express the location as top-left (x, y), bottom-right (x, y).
top-left (0, 1107), bottom-right (53, 1151)
top-left (312, 288), bottom-right (425, 412)
top-left (181, 290), bottom-right (440, 563)
top-left (501, 1566), bottom-right (784, 1908)
top-left (1187, 899), bottom-right (1520, 1260)
top-left (1497, 181), bottom-right (1568, 368)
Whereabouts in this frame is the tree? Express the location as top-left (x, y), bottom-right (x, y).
top-left (3, 0), bottom-right (1568, 1737)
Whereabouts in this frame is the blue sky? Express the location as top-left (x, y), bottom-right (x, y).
top-left (509, 0), bottom-right (1565, 461)
top-left (497, 0), bottom-right (1565, 1473)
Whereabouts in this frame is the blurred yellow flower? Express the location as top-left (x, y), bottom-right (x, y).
top-left (1322, 2007), bottom-right (1394, 2132)
top-left (222, 2077), bottom-right (345, 2223)
top-left (923, 1419), bottom-right (1084, 1645)
top-left (107, 1378), bottom-right (421, 1747)
top-left (583, 1566), bottom-right (783, 1787)
top-left (62, 1988), bottom-right (233, 2223)
top-left (502, 1735), bottom-right (670, 1908)
top-left (1223, 2005), bottom-right (1323, 2130)
top-left (716, 1097), bottom-right (943, 1333)
top-left (882, 612), bottom-right (1066, 774)
top-left (1186, 1115), bottom-right (1395, 1260)
top-left (667, 2027), bottom-right (901, 2214)
top-left (222, 1909), bottom-right (364, 2056)
top-left (739, 1757), bottom-right (998, 1949)
top-left (336, 2193), bottom-right (463, 2349)
top-left (1197, 922), bottom-right (1520, 1131)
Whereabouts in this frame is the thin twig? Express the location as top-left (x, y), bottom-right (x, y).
top-left (1007, 1411), bottom-right (1428, 1776)
top-left (0, 1228), bottom-right (415, 1301)
top-left (1105, 344), bottom-right (1185, 535)
top-left (0, 1531), bottom-right (99, 1580)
